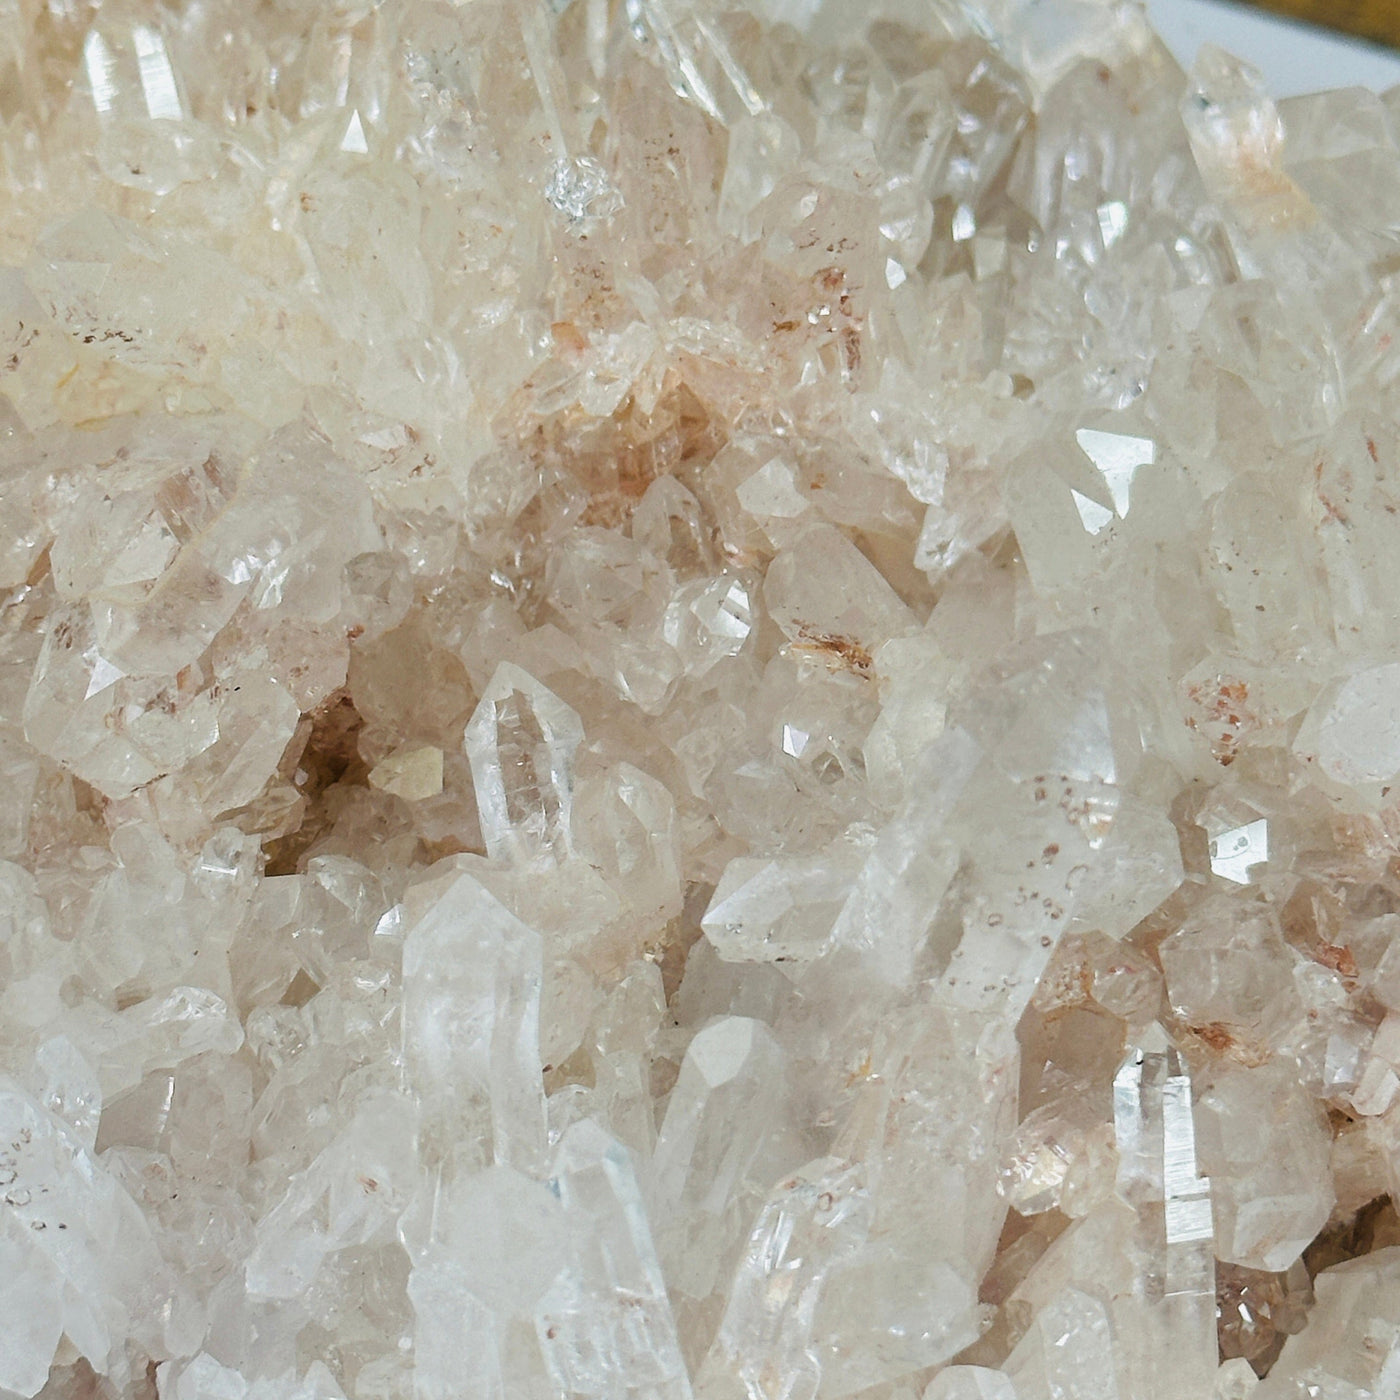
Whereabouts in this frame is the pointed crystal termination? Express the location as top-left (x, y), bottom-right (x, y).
top-left (400, 869), bottom-right (546, 1173)
top-left (1192, 1061), bottom-right (1334, 1274)
top-left (160, 1353), bottom-right (348, 1400)
top-left (464, 663), bottom-right (584, 866)
top-left (764, 523), bottom-right (919, 664)
top-left (663, 574), bottom-right (753, 679)
top-left (829, 726), bottom-right (981, 984)
top-left (1111, 1041), bottom-right (1216, 1400)
top-left (535, 1120), bottom-right (693, 1400)
top-left (700, 838), bottom-right (867, 965)
top-left (1181, 44), bottom-right (1304, 231)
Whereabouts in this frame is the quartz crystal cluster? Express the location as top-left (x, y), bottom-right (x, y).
top-left (6, 0), bottom-right (1400, 1396)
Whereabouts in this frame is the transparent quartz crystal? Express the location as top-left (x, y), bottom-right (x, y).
top-left (463, 663), bottom-right (584, 866)
top-left (536, 1120), bottom-right (692, 1400)
top-left (400, 869), bottom-right (546, 1173)
top-left (1111, 1042), bottom-right (1217, 1400)
top-left (650, 1016), bottom-right (801, 1307)
top-left (0, 0), bottom-right (1394, 1394)
top-left (696, 1157), bottom-right (874, 1400)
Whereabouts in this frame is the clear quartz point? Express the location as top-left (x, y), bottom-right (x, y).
top-left (650, 1016), bottom-right (798, 1304)
top-left (697, 1157), bottom-right (873, 1400)
top-left (1112, 1041), bottom-right (1217, 1400)
top-left (536, 1120), bottom-right (692, 1400)
top-left (401, 868), bottom-right (546, 1173)
top-left (464, 663), bottom-right (584, 866)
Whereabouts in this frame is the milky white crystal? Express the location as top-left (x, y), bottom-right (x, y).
top-left (1, 0), bottom-right (1398, 1395)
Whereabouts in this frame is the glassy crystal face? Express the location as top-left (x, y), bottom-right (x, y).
top-left (3, 0), bottom-right (1400, 1394)
top-left (463, 663), bottom-right (584, 866)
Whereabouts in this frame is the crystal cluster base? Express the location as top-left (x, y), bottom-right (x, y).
top-left (3, 1), bottom-right (1400, 1398)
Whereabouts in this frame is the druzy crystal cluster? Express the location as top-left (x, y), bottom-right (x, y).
top-left (5, 0), bottom-right (1400, 1395)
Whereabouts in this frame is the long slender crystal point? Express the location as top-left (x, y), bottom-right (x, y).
top-left (1111, 1042), bottom-right (1217, 1400)
top-left (650, 1016), bottom-right (797, 1303)
top-left (535, 1120), bottom-right (693, 1400)
top-left (400, 870), bottom-right (546, 1173)
top-left (464, 662), bottom-right (584, 866)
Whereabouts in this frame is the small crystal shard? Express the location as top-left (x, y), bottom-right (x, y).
top-left (546, 155), bottom-right (623, 223)
top-left (1071, 488), bottom-right (1115, 536)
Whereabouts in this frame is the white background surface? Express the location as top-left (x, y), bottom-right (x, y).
top-left (1146, 0), bottom-right (1400, 95)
